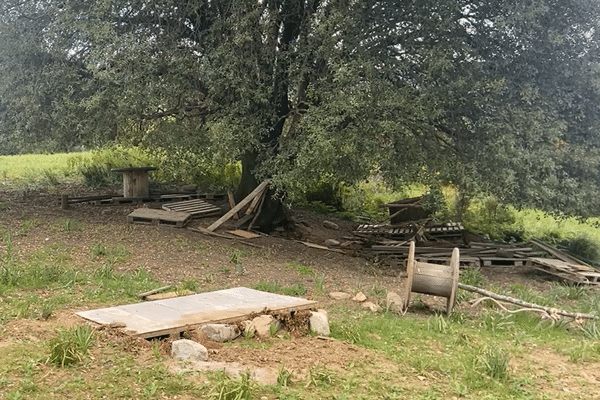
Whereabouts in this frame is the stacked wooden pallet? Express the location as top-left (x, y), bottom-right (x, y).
top-left (354, 222), bottom-right (464, 241)
top-left (367, 241), bottom-right (539, 269)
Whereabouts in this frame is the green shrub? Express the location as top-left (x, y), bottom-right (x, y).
top-left (462, 196), bottom-right (518, 241)
top-left (560, 234), bottom-right (600, 264)
top-left (78, 163), bottom-right (114, 188)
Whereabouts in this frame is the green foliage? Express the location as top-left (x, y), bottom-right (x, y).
top-left (314, 275), bottom-right (325, 297)
top-left (560, 234), bottom-right (600, 264)
top-left (253, 281), bottom-right (306, 296)
top-left (277, 363), bottom-right (293, 388)
top-left (462, 197), bottom-right (517, 241)
top-left (305, 365), bottom-right (333, 388)
top-left (47, 325), bottom-right (94, 367)
top-left (285, 262), bottom-right (314, 276)
top-left (478, 344), bottom-right (510, 381)
top-left (60, 218), bottom-right (84, 233)
top-left (211, 370), bottom-right (254, 400)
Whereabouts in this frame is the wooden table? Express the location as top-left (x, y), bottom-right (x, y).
top-left (111, 167), bottom-right (157, 198)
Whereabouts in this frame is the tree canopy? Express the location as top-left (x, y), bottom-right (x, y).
top-left (2, 0), bottom-right (600, 220)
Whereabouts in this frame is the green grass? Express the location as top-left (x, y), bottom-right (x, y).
top-left (253, 281), bottom-right (307, 296)
top-left (285, 261), bottom-right (314, 276)
top-left (0, 152), bottom-right (88, 183)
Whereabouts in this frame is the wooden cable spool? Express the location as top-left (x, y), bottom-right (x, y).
top-left (403, 241), bottom-right (460, 315)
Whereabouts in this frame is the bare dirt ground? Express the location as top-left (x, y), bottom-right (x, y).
top-left (2, 182), bottom-right (597, 398)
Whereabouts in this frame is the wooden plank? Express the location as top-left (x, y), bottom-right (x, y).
top-left (531, 239), bottom-right (590, 267)
top-left (138, 285), bottom-right (175, 299)
top-left (145, 290), bottom-right (195, 301)
top-left (248, 188), bottom-right (268, 231)
top-left (234, 214), bottom-right (254, 228)
top-left (227, 191), bottom-right (239, 220)
top-left (299, 241), bottom-right (346, 254)
top-left (245, 184), bottom-right (268, 215)
top-left (228, 230), bottom-right (262, 239)
top-left (206, 181), bottom-right (270, 232)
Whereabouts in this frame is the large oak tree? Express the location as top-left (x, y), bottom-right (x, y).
top-left (2, 0), bottom-right (600, 227)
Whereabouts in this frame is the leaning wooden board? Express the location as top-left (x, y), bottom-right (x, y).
top-left (128, 208), bottom-right (191, 228)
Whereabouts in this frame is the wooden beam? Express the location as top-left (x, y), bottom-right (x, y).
top-left (227, 191), bottom-right (239, 220)
top-left (206, 181), bottom-right (270, 232)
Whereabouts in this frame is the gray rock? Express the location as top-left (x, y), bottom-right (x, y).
top-left (171, 339), bottom-right (208, 362)
top-left (309, 311), bottom-right (330, 336)
top-left (386, 291), bottom-right (404, 312)
top-left (329, 291), bottom-right (351, 300)
top-left (322, 220), bottom-right (340, 230)
top-left (324, 239), bottom-right (340, 247)
top-left (200, 324), bottom-right (239, 342)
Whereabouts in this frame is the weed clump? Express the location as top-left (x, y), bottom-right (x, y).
top-left (47, 325), bottom-right (94, 367)
top-left (478, 344), bottom-right (510, 380)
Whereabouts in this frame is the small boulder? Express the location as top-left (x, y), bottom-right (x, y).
top-left (352, 292), bottom-right (367, 302)
top-left (309, 310), bottom-right (330, 336)
top-left (386, 291), bottom-right (404, 312)
top-left (362, 301), bottom-right (381, 312)
top-left (171, 339), bottom-right (208, 362)
top-left (324, 239), bottom-right (340, 247)
top-left (200, 324), bottom-right (238, 342)
top-left (329, 292), bottom-right (351, 301)
top-left (322, 220), bottom-right (340, 230)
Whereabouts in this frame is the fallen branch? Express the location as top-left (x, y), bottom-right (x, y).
top-left (458, 283), bottom-right (596, 320)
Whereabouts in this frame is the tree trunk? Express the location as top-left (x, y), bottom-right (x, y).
top-left (233, 0), bottom-right (317, 233)
top-left (234, 152), bottom-right (288, 233)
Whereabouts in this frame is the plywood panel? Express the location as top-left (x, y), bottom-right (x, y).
top-left (76, 287), bottom-right (317, 338)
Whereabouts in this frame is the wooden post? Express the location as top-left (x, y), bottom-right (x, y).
top-left (61, 194), bottom-right (69, 210)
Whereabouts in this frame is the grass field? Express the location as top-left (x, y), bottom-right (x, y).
top-left (0, 152), bottom-right (89, 184)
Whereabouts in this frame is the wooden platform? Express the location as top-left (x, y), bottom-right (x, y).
top-left (127, 208), bottom-right (191, 228)
top-left (162, 199), bottom-right (221, 218)
top-left (76, 287), bottom-right (317, 338)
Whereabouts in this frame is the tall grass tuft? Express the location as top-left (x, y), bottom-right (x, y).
top-left (478, 344), bottom-right (510, 380)
top-left (211, 370), bottom-right (254, 400)
top-left (48, 325), bottom-right (94, 367)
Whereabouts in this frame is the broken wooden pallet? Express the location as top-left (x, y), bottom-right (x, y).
top-left (162, 199), bottom-right (221, 218)
top-left (528, 257), bottom-right (600, 286)
top-left (127, 208), bottom-right (191, 228)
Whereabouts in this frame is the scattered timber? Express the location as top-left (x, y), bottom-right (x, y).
top-left (206, 180), bottom-right (270, 232)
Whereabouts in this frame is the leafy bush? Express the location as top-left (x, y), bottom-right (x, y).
top-left (462, 196), bottom-right (518, 241)
top-left (560, 234), bottom-right (600, 264)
